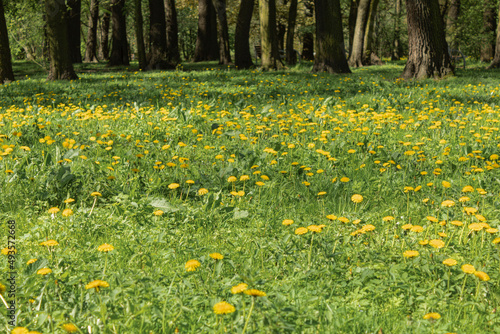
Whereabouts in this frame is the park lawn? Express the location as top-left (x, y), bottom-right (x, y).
top-left (1, 60), bottom-right (500, 333)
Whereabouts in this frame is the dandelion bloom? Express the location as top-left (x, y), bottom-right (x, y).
top-left (382, 216), bottom-right (394, 222)
top-left (62, 209), bottom-right (73, 217)
top-left (464, 207), bottom-right (478, 215)
top-left (468, 223), bottom-right (484, 232)
top-left (429, 239), bottom-right (445, 249)
top-left (352, 219), bottom-right (361, 225)
top-left (295, 227), bottom-right (308, 235)
top-left (227, 176), bottom-right (237, 182)
top-left (64, 198), bottom-right (75, 204)
top-left (153, 210), bottom-right (164, 216)
top-left (475, 214), bottom-right (486, 222)
top-left (361, 224), bottom-right (376, 232)
top-left (441, 200), bottom-right (455, 207)
top-left (2, 247), bottom-right (16, 255)
top-left (91, 192), bottom-right (102, 197)
top-left (461, 264), bottom-right (476, 274)
top-left (462, 185), bottom-right (474, 193)
top-left (423, 313), bottom-right (441, 320)
top-left (340, 177), bottom-right (350, 182)
top-left (62, 323), bottom-right (79, 333)
top-left (450, 220), bottom-right (463, 226)
top-left (493, 238), bottom-right (500, 244)
top-left (338, 217), bottom-right (350, 223)
top-left (98, 243), bottom-right (114, 252)
top-left (27, 258), bottom-right (38, 265)
top-left (198, 188), bottom-right (209, 196)
top-left (326, 214), bottom-right (337, 220)
top-left (474, 271), bottom-right (490, 281)
top-left (231, 283), bottom-right (248, 294)
top-left (442, 181), bottom-right (451, 188)
top-left (317, 191), bottom-right (327, 196)
top-left (48, 207), bottom-right (60, 214)
top-left (244, 289), bottom-right (267, 297)
top-left (85, 279), bottom-right (109, 292)
top-left (185, 259), bottom-right (201, 272)
top-left (426, 216), bottom-right (438, 223)
top-left (213, 301), bottom-right (236, 314)
top-left (403, 250), bottom-right (419, 258)
top-left (209, 253), bottom-right (224, 260)
top-left (442, 258), bottom-right (457, 266)
top-left (419, 240), bottom-right (429, 245)
top-left (282, 219), bottom-right (294, 226)
top-left (11, 328), bottom-right (29, 334)
top-left (168, 183), bottom-right (180, 190)
top-left (410, 225), bottom-right (424, 233)
top-left (307, 225), bottom-right (323, 233)
top-left (351, 194), bottom-right (363, 203)
top-left (240, 175), bottom-right (249, 181)
top-left (40, 240), bottom-right (59, 247)
top-left (402, 224), bottom-right (413, 230)
top-left (0, 283), bottom-right (5, 295)
top-left (487, 228), bottom-right (499, 234)
top-left (37, 268), bottom-right (52, 275)
top-left (255, 181), bottom-right (265, 186)
top-left (459, 196), bottom-right (470, 203)
top-left (186, 180), bottom-right (195, 184)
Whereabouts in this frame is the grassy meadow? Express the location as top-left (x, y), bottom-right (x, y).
top-left (1, 60), bottom-right (500, 333)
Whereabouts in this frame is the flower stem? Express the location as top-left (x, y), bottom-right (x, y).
top-left (460, 274), bottom-right (468, 301)
top-left (307, 233), bottom-right (315, 269)
top-left (241, 297), bottom-right (255, 334)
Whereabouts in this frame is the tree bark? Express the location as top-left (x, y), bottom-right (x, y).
top-left (67, 0), bottom-right (82, 63)
top-left (235, 0), bottom-right (254, 69)
top-left (85, 0), bottom-right (99, 62)
top-left (214, 0), bottom-right (231, 64)
top-left (302, 32), bottom-right (314, 60)
top-left (0, 0), bottom-right (14, 83)
top-left (348, 0), bottom-right (358, 55)
top-left (194, 0), bottom-right (219, 61)
top-left (165, 0), bottom-right (180, 64)
top-left (259, 0), bottom-right (282, 70)
top-left (148, 0), bottom-right (172, 69)
top-left (313, 0), bottom-right (350, 73)
top-left (99, 6), bottom-right (111, 60)
top-left (362, 0), bottom-right (381, 65)
top-left (285, 0), bottom-right (298, 65)
top-left (481, 0), bottom-right (496, 62)
top-left (109, 0), bottom-right (129, 66)
top-left (45, 0), bottom-right (78, 80)
top-left (348, 0), bottom-right (370, 67)
top-left (391, 0), bottom-right (402, 60)
top-left (488, 1), bottom-right (500, 69)
top-left (134, 0), bottom-right (147, 70)
top-left (402, 0), bottom-right (453, 79)
top-left (445, 0), bottom-right (460, 49)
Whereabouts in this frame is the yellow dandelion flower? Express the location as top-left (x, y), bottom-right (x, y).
top-left (168, 183), bottom-right (180, 189)
top-left (295, 227), bottom-right (308, 235)
top-left (231, 283), bottom-right (248, 294)
top-left (477, 188), bottom-right (487, 195)
top-left (186, 180), bottom-right (195, 184)
top-left (486, 228), bottom-right (498, 234)
top-left (340, 177), bottom-right (350, 182)
top-left (240, 175), bottom-right (250, 181)
top-left (37, 268), bottom-right (52, 275)
top-left (361, 224), bottom-right (375, 232)
top-left (419, 240), bottom-right (429, 245)
top-left (64, 198), bottom-right (75, 204)
top-left (410, 225), bottom-right (424, 233)
top-left (429, 239), bottom-right (445, 249)
top-left (11, 328), bottom-right (29, 334)
top-left (91, 192), bottom-right (102, 197)
top-left (468, 223), bottom-right (484, 232)
top-left (326, 214), bottom-right (337, 220)
top-left (153, 210), bottom-right (164, 216)
top-left (459, 196), bottom-right (470, 202)
top-left (403, 250), bottom-right (419, 258)
top-left (426, 216), bottom-right (438, 223)
top-left (213, 301), bottom-right (235, 314)
top-left (461, 264), bottom-right (476, 274)
top-left (198, 188), bottom-right (209, 196)
top-left (474, 271), bottom-right (490, 281)
top-left (475, 214), bottom-right (486, 222)
top-left (450, 220), bottom-right (463, 226)
top-left (62, 323), bottom-right (79, 333)
top-left (352, 219), bottom-right (361, 225)
top-left (441, 200), bottom-right (455, 207)
top-left (442, 258), bottom-right (457, 266)
top-left (0, 283), bottom-right (5, 295)
top-left (462, 185), bottom-right (474, 192)
top-left (27, 258), bottom-right (38, 265)
top-left (382, 216), bottom-right (394, 222)
top-left (402, 224), bottom-right (413, 230)
top-left (244, 289), bottom-right (266, 297)
top-left (351, 194), bottom-right (363, 203)
top-left (98, 243), bottom-right (114, 252)
top-left (227, 176), bottom-right (237, 182)
top-left (438, 232), bottom-right (447, 238)
top-left (255, 181), bottom-right (265, 186)
top-left (2, 247), bottom-right (15, 255)
top-left (48, 207), bottom-right (60, 214)
top-left (62, 208), bottom-right (73, 217)
top-left (282, 219), bottom-right (294, 226)
top-left (307, 225), bottom-right (323, 233)
top-left (185, 259), bottom-right (201, 272)
top-left (442, 181), bottom-right (451, 188)
top-left (209, 253), bottom-right (224, 260)
top-left (317, 191), bottom-right (327, 196)
top-left (493, 237), bottom-right (500, 244)
top-left (423, 313), bottom-right (441, 320)
top-left (40, 240), bottom-right (59, 247)
top-left (338, 217), bottom-right (350, 223)
top-left (85, 279), bottom-right (109, 291)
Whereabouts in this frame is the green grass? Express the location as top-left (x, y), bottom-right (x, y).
top-left (1, 60), bottom-right (500, 333)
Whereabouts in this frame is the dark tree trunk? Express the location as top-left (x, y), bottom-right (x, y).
top-left (285, 0), bottom-right (298, 65)
top-left (109, 0), bottom-right (129, 66)
top-left (194, 0), bottom-right (219, 61)
top-left (348, 0), bottom-right (358, 55)
top-left (391, 0), bottom-right (402, 60)
top-left (214, 0), bottom-right (231, 64)
top-left (302, 32), bottom-right (314, 60)
top-left (259, 0), bottom-right (282, 70)
top-left (85, 0), bottom-right (99, 62)
top-left (134, 0), bottom-right (147, 70)
top-left (148, 0), bottom-right (172, 69)
top-left (402, 0), bottom-right (453, 79)
top-left (45, 0), bottom-right (78, 80)
top-left (348, 0), bottom-right (370, 67)
top-left (481, 0), bottom-right (496, 62)
top-left (99, 7), bottom-right (111, 60)
top-left (445, 0), bottom-right (460, 49)
top-left (165, 0), bottom-right (180, 64)
top-left (313, 0), bottom-right (350, 73)
top-left (0, 0), bottom-right (14, 83)
top-left (67, 0), bottom-right (82, 63)
top-left (235, 0), bottom-right (254, 69)
top-left (363, 0), bottom-right (382, 65)
top-left (277, 22), bottom-right (286, 51)
top-left (488, 1), bottom-right (500, 69)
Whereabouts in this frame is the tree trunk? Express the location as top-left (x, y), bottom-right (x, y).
top-left (85, 0), bottom-right (99, 62)
top-left (285, 0), bottom-right (298, 65)
top-left (488, 1), bottom-right (500, 69)
top-left (362, 0), bottom-right (381, 65)
top-left (109, 0), bottom-right (129, 66)
top-left (481, 0), bottom-right (496, 62)
top-left (313, 0), bottom-right (350, 73)
top-left (134, 0), bottom-right (147, 70)
top-left (445, 0), bottom-right (460, 49)
top-left (402, 0), bottom-right (453, 79)
top-left (194, 0), bottom-right (219, 61)
top-left (99, 7), bottom-right (111, 60)
top-left (302, 32), bottom-right (314, 60)
top-left (165, 0), bottom-right (180, 64)
top-left (67, 0), bottom-right (82, 63)
top-left (45, 0), bottom-right (78, 80)
top-left (235, 0), bottom-right (254, 69)
top-left (348, 0), bottom-right (370, 67)
top-left (148, 0), bottom-right (172, 69)
top-left (214, 0), bottom-right (231, 64)
top-left (391, 0), bottom-right (402, 60)
top-left (277, 22), bottom-right (286, 51)
top-left (0, 0), bottom-right (14, 83)
top-left (259, 0), bottom-right (282, 70)
top-left (348, 0), bottom-right (358, 55)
